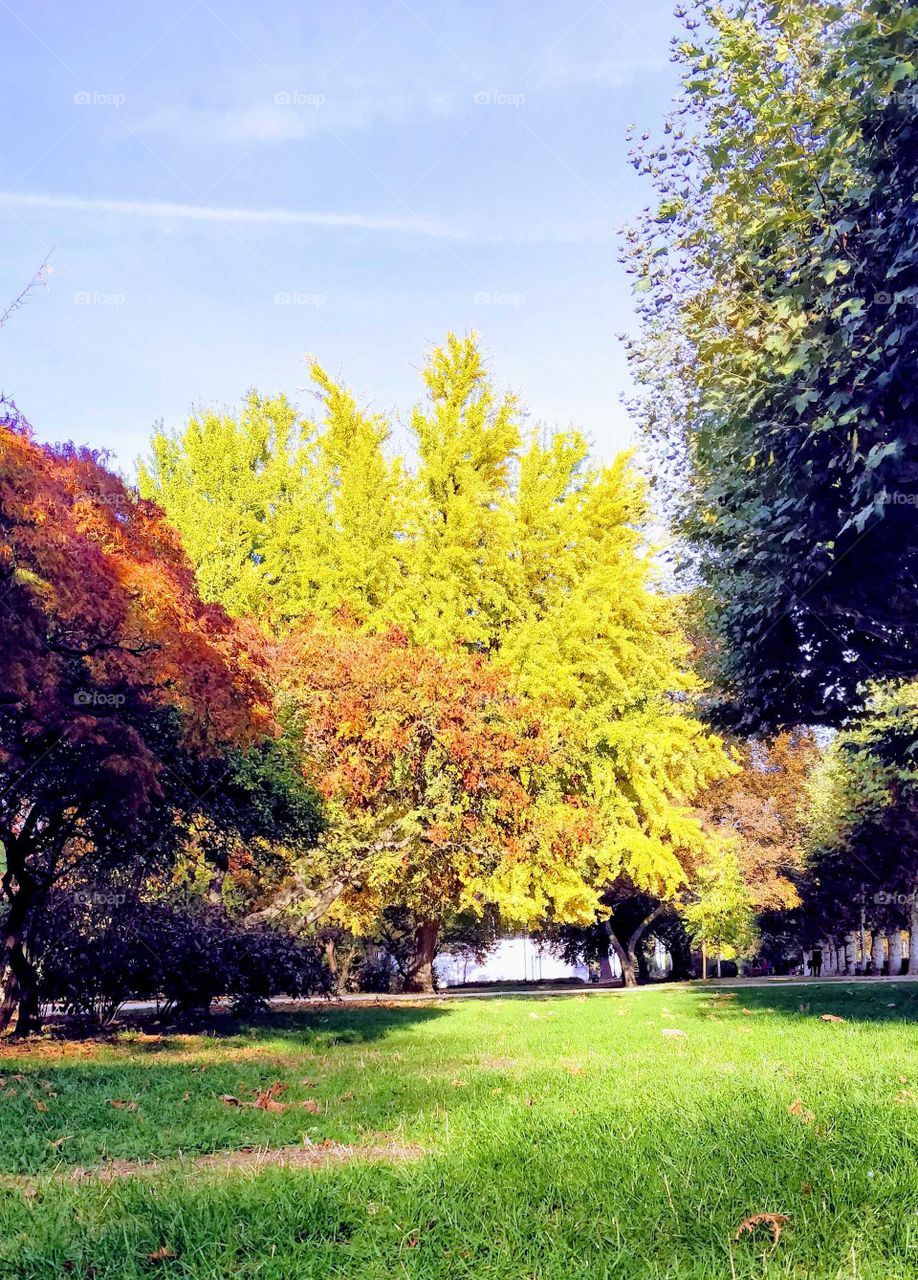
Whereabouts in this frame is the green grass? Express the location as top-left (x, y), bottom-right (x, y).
top-left (2, 983), bottom-right (918, 1278)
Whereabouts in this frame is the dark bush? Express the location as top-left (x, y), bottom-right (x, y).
top-left (38, 891), bottom-right (331, 1026)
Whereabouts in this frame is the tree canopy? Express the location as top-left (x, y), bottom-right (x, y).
top-left (625, 0), bottom-right (918, 730)
top-left (142, 335), bottom-right (731, 928)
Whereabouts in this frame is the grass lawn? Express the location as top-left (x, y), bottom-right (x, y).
top-left (2, 984), bottom-right (918, 1278)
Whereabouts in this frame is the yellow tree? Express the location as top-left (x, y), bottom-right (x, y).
top-left (144, 334), bottom-right (731, 936)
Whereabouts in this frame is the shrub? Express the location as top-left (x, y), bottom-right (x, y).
top-left (37, 891), bottom-right (331, 1026)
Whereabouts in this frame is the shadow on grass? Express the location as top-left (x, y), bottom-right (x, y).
top-left (0, 1004), bottom-right (452, 1176)
top-left (689, 980), bottom-right (918, 1026)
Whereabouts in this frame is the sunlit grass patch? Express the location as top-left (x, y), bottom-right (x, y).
top-left (2, 985), bottom-right (918, 1277)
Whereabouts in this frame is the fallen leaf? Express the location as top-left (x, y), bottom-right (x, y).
top-left (107, 1099), bottom-right (137, 1111)
top-left (302, 1098), bottom-right (322, 1113)
top-left (800, 1183), bottom-right (811, 1197)
top-left (146, 1246), bottom-right (176, 1262)
top-left (33, 1099), bottom-right (48, 1112)
top-left (788, 1099), bottom-right (814, 1123)
top-left (48, 1135), bottom-right (72, 1149)
top-left (819, 1013), bottom-right (845, 1024)
top-left (253, 1083), bottom-right (287, 1110)
top-left (734, 1212), bottom-right (790, 1252)
top-left (219, 1095), bottom-right (240, 1107)
top-left (661, 1028), bottom-right (687, 1039)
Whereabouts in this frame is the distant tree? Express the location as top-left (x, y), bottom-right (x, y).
top-left (682, 842), bottom-right (757, 978)
top-left (800, 682), bottom-right (918, 972)
top-left (697, 732), bottom-right (819, 913)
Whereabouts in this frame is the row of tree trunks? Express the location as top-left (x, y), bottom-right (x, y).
top-left (816, 928), bottom-right (918, 976)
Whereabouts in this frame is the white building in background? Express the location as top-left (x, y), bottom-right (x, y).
top-left (435, 936), bottom-right (589, 986)
top-left (434, 934), bottom-right (672, 987)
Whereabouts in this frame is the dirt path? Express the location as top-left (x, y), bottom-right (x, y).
top-left (4, 1138), bottom-right (424, 1193)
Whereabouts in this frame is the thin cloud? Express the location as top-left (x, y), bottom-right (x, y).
top-left (0, 190), bottom-right (456, 238)
top-left (0, 190), bottom-right (617, 244)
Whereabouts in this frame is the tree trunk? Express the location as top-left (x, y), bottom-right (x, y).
top-left (597, 937), bottom-right (615, 982)
top-left (403, 920), bottom-right (438, 992)
top-left (909, 900), bottom-right (918, 976)
top-left (0, 846), bottom-right (42, 1036)
top-left (871, 932), bottom-right (885, 975)
top-left (601, 905), bottom-right (670, 988)
top-left (604, 922), bottom-right (636, 988)
top-left (667, 931), bottom-right (693, 981)
top-left (845, 933), bottom-right (856, 974)
top-left (701, 942), bottom-right (708, 981)
top-left (715, 953), bottom-right (722, 979)
top-left (889, 930), bottom-right (904, 976)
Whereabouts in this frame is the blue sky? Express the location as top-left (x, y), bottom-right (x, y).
top-left (0, 0), bottom-right (682, 472)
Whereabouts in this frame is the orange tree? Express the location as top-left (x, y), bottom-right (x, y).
top-left (0, 411), bottom-right (321, 1032)
top-left (277, 622), bottom-right (596, 989)
top-left (697, 732), bottom-right (819, 916)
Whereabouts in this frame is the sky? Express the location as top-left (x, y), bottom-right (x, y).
top-left (0, 0), bottom-right (683, 473)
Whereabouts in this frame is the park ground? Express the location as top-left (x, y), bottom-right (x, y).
top-left (1, 984), bottom-right (918, 1278)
